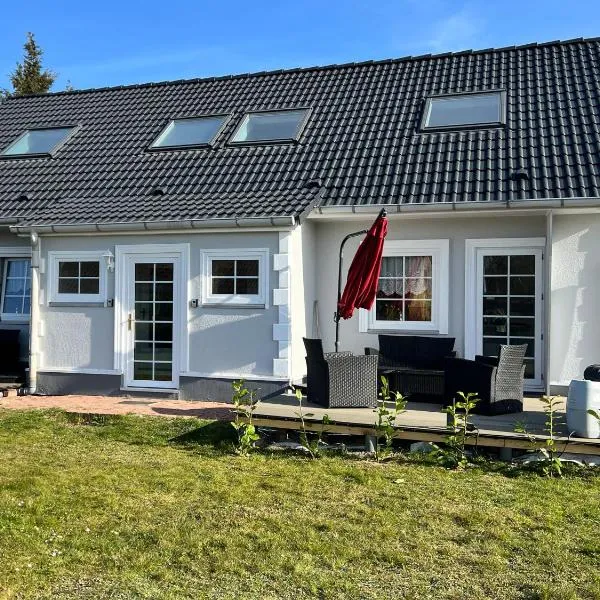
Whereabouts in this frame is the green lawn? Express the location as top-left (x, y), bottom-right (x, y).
top-left (0, 410), bottom-right (599, 599)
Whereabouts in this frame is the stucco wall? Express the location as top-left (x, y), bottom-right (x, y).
top-left (311, 214), bottom-right (546, 360)
top-left (38, 231), bottom-right (281, 379)
top-left (289, 222), bottom-right (317, 382)
top-left (550, 213), bottom-right (600, 386)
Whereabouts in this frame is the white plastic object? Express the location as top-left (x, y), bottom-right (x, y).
top-left (567, 379), bottom-right (600, 438)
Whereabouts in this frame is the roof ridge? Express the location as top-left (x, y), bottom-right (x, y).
top-left (3, 36), bottom-right (599, 101)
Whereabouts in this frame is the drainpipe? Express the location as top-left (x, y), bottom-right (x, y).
top-left (28, 232), bottom-right (40, 394)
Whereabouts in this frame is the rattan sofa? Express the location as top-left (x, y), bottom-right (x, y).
top-left (303, 338), bottom-right (378, 408)
top-left (365, 335), bottom-right (456, 398)
top-left (444, 344), bottom-right (527, 415)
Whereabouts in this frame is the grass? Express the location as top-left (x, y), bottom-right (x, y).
top-left (0, 410), bottom-right (599, 599)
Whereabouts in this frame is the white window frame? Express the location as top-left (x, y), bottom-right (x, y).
top-left (0, 247), bottom-right (32, 323)
top-left (359, 239), bottom-right (449, 334)
top-left (201, 248), bottom-right (269, 307)
top-left (48, 251), bottom-right (110, 304)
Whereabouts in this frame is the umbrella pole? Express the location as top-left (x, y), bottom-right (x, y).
top-left (335, 229), bottom-right (368, 352)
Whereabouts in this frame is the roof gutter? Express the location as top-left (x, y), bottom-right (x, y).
top-left (10, 214), bottom-right (297, 236)
top-left (311, 197), bottom-right (600, 217)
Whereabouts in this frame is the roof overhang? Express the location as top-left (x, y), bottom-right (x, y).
top-left (308, 197), bottom-right (600, 220)
top-left (10, 214), bottom-right (297, 236)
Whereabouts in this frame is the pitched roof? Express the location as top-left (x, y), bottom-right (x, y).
top-left (0, 37), bottom-right (599, 226)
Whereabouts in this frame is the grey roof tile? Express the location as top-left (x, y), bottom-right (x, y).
top-left (0, 38), bottom-right (599, 226)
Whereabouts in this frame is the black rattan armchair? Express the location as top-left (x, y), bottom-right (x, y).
top-left (444, 344), bottom-right (527, 415)
top-left (303, 338), bottom-right (378, 408)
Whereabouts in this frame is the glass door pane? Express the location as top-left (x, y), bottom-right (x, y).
top-left (481, 254), bottom-right (537, 380)
top-left (133, 262), bottom-right (174, 383)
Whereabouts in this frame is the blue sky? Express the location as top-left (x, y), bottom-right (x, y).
top-left (1, 0), bottom-right (598, 91)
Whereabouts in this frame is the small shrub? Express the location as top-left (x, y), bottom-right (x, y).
top-left (373, 375), bottom-right (406, 461)
top-left (230, 379), bottom-right (260, 456)
top-left (515, 395), bottom-right (564, 477)
top-left (431, 392), bottom-right (480, 469)
top-left (295, 388), bottom-right (330, 459)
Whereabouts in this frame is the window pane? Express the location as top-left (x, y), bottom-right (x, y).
top-left (483, 297), bottom-right (507, 316)
top-left (376, 299), bottom-right (403, 321)
top-left (135, 302), bottom-right (154, 321)
top-left (152, 116), bottom-right (226, 148)
top-left (135, 322), bottom-right (153, 341)
top-left (405, 300), bottom-right (431, 321)
top-left (155, 323), bottom-right (173, 342)
top-left (405, 278), bottom-right (432, 300)
top-left (80, 262), bottom-right (99, 277)
top-left (7, 259), bottom-right (29, 278)
top-left (5, 278), bottom-right (26, 295)
top-left (483, 338), bottom-right (505, 357)
top-left (212, 260), bottom-right (234, 276)
top-left (484, 277), bottom-right (507, 295)
top-left (483, 256), bottom-right (508, 275)
top-left (155, 283), bottom-right (173, 302)
top-left (510, 276), bottom-right (535, 295)
top-left (134, 342), bottom-right (153, 361)
top-left (236, 278), bottom-right (259, 295)
top-left (154, 362), bottom-right (173, 381)
top-left (405, 256), bottom-right (432, 278)
top-left (134, 362), bottom-right (153, 380)
top-left (524, 360), bottom-right (535, 379)
top-left (213, 278), bottom-right (235, 294)
top-left (80, 279), bottom-right (99, 294)
top-left (135, 283), bottom-right (154, 301)
top-left (426, 93), bottom-right (501, 128)
top-left (510, 255), bottom-right (535, 275)
top-left (22, 296), bottom-right (31, 315)
top-left (155, 263), bottom-right (173, 282)
top-left (483, 317), bottom-right (507, 336)
top-left (236, 260), bottom-right (259, 276)
top-left (2, 296), bottom-right (22, 314)
top-left (378, 278), bottom-right (403, 299)
top-left (232, 110), bottom-right (307, 142)
top-left (509, 318), bottom-right (535, 337)
top-left (58, 279), bottom-right (78, 294)
top-left (59, 262), bottom-right (78, 277)
top-left (511, 338), bottom-right (535, 357)
top-left (154, 302), bottom-right (173, 322)
top-left (154, 343), bottom-right (173, 362)
top-left (2, 127), bottom-right (74, 156)
top-left (380, 257), bottom-right (403, 278)
top-left (510, 297), bottom-right (535, 317)
top-left (135, 264), bottom-right (154, 281)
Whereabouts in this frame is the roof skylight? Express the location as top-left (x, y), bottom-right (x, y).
top-left (230, 109), bottom-right (309, 144)
top-left (1, 127), bottom-right (75, 157)
top-left (150, 115), bottom-right (228, 149)
top-left (422, 92), bottom-right (504, 130)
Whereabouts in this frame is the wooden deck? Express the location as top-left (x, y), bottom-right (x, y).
top-left (252, 395), bottom-right (600, 456)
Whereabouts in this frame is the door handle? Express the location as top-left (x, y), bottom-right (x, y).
top-left (128, 313), bottom-right (134, 331)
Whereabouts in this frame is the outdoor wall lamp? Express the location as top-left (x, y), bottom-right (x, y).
top-left (103, 251), bottom-right (115, 272)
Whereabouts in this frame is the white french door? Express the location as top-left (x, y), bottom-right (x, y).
top-left (114, 245), bottom-right (189, 390)
top-left (466, 239), bottom-right (545, 391)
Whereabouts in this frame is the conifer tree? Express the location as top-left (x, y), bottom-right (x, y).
top-left (9, 32), bottom-right (57, 96)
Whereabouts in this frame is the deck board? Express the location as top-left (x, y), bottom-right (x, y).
top-left (251, 395), bottom-right (600, 455)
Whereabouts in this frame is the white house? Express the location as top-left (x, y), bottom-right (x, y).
top-left (0, 37), bottom-right (599, 400)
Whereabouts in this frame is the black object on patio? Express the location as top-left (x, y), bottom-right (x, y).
top-left (303, 338), bottom-right (378, 408)
top-left (365, 335), bottom-right (456, 398)
top-left (0, 329), bottom-right (26, 385)
top-left (444, 344), bottom-right (528, 415)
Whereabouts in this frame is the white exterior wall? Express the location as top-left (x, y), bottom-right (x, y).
top-left (37, 231), bottom-right (284, 381)
top-left (550, 213), bottom-right (600, 387)
top-left (311, 214), bottom-right (547, 360)
top-left (289, 222), bottom-right (317, 382)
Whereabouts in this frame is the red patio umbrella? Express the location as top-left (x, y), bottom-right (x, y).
top-left (335, 208), bottom-right (388, 351)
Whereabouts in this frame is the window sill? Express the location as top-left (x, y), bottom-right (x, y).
top-left (0, 316), bottom-right (30, 324)
top-left (366, 327), bottom-right (441, 335)
top-left (201, 302), bottom-right (266, 309)
top-left (48, 301), bottom-right (107, 307)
